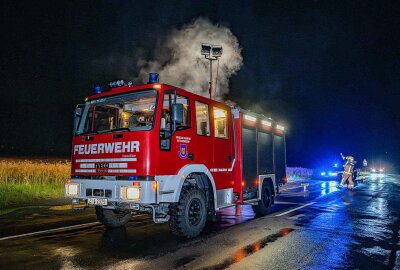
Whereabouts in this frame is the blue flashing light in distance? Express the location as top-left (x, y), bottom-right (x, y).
top-left (148, 73), bottom-right (159, 83)
top-left (129, 176), bottom-right (137, 180)
top-left (321, 172), bottom-right (326, 176)
top-left (93, 85), bottom-right (103, 94)
top-left (334, 163), bottom-right (338, 168)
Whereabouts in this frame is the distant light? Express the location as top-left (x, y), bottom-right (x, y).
top-left (276, 124), bottom-right (285, 131)
top-left (321, 172), bottom-right (326, 176)
top-left (261, 120), bottom-right (272, 127)
top-left (129, 176), bottom-right (136, 180)
top-left (379, 168), bottom-right (384, 172)
top-left (148, 73), bottom-right (159, 84)
top-left (244, 115), bottom-right (257, 122)
top-left (154, 84), bottom-right (161, 89)
top-left (93, 85), bottom-right (103, 94)
top-left (334, 163), bottom-right (338, 168)
top-left (371, 168), bottom-right (376, 172)
top-left (329, 172), bottom-right (337, 176)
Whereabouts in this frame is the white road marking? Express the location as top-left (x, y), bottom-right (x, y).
top-left (280, 186), bottom-right (303, 191)
top-left (280, 181), bottom-right (321, 192)
top-left (0, 214), bottom-right (146, 241)
top-left (275, 202), bottom-right (316, 217)
top-left (0, 222), bottom-right (100, 241)
top-left (274, 201), bottom-right (302, 205)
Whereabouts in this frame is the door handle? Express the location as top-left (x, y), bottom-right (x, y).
top-left (113, 133), bottom-right (123, 139)
top-left (188, 153), bottom-right (194, 161)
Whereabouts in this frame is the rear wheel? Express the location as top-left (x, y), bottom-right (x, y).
top-left (169, 188), bottom-right (207, 238)
top-left (252, 182), bottom-right (273, 216)
top-left (95, 206), bottom-right (132, 228)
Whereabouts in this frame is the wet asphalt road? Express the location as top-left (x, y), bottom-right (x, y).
top-left (0, 174), bottom-right (399, 270)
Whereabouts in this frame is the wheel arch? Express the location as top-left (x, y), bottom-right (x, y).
top-left (157, 164), bottom-right (218, 209)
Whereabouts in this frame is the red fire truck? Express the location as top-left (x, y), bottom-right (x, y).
top-left (65, 74), bottom-right (287, 238)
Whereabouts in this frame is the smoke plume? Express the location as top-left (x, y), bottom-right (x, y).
top-left (136, 18), bottom-right (243, 100)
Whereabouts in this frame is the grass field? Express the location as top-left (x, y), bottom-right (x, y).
top-left (0, 159), bottom-right (70, 208)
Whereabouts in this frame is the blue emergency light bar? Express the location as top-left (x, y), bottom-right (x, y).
top-left (93, 85), bottom-right (103, 94)
top-left (148, 73), bottom-right (159, 84)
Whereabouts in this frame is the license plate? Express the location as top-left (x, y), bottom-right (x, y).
top-left (87, 198), bottom-right (108, 206)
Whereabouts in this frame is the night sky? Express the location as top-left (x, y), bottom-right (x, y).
top-left (1, 0), bottom-right (399, 169)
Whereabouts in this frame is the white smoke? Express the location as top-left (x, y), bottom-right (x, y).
top-left (136, 18), bottom-right (243, 100)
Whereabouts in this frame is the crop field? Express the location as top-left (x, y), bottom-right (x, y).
top-left (0, 158), bottom-right (70, 208)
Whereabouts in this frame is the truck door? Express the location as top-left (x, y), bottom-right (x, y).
top-left (212, 106), bottom-right (234, 189)
top-left (158, 91), bottom-right (193, 174)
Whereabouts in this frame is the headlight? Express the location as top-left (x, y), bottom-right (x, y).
top-left (120, 186), bottom-right (140, 200)
top-left (65, 183), bottom-right (79, 197)
top-left (321, 172), bottom-right (326, 176)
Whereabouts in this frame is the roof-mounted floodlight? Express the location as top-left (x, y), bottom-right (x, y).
top-left (201, 43), bottom-right (212, 57)
top-left (211, 45), bottom-right (223, 58)
top-left (261, 120), bottom-right (272, 127)
top-left (276, 124), bottom-right (285, 131)
top-left (244, 115), bottom-right (257, 122)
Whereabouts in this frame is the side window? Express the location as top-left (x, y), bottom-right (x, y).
top-left (195, 101), bottom-right (210, 136)
top-left (213, 107), bottom-right (228, 138)
top-left (177, 95), bottom-right (190, 128)
top-left (160, 93), bottom-right (190, 130)
top-left (160, 94), bottom-right (171, 130)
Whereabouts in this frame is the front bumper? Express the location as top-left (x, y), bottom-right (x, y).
top-left (65, 179), bottom-right (157, 205)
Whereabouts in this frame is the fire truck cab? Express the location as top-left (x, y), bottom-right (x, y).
top-left (66, 74), bottom-right (287, 238)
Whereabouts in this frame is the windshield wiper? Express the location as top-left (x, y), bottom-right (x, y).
top-left (76, 131), bottom-right (99, 136)
top-left (99, 127), bottom-right (131, 134)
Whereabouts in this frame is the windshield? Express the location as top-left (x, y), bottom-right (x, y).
top-left (76, 90), bottom-right (157, 135)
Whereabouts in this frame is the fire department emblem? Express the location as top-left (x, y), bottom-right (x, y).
top-left (179, 144), bottom-right (188, 159)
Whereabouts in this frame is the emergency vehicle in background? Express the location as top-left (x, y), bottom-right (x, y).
top-left (65, 73), bottom-right (287, 238)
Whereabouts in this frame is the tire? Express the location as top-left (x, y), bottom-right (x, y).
top-left (169, 188), bottom-right (207, 238)
top-left (95, 206), bottom-right (132, 228)
top-left (252, 182), bottom-right (273, 216)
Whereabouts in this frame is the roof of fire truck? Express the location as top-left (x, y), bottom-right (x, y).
top-left (86, 78), bottom-right (286, 133)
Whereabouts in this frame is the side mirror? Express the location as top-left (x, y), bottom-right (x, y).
top-left (171, 103), bottom-right (184, 124)
top-left (73, 104), bottom-right (84, 135)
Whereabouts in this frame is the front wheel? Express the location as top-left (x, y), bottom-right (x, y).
top-left (169, 188), bottom-right (207, 238)
top-left (95, 206), bottom-right (132, 228)
top-left (252, 182), bottom-right (273, 216)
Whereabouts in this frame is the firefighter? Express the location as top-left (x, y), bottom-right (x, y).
top-left (339, 153), bottom-right (355, 190)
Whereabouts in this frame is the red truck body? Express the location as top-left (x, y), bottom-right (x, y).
top-left (66, 78), bottom-right (286, 237)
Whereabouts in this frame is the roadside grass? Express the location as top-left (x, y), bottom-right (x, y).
top-left (0, 159), bottom-right (70, 209)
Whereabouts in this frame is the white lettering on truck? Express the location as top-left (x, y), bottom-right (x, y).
top-left (73, 141), bottom-right (140, 155)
